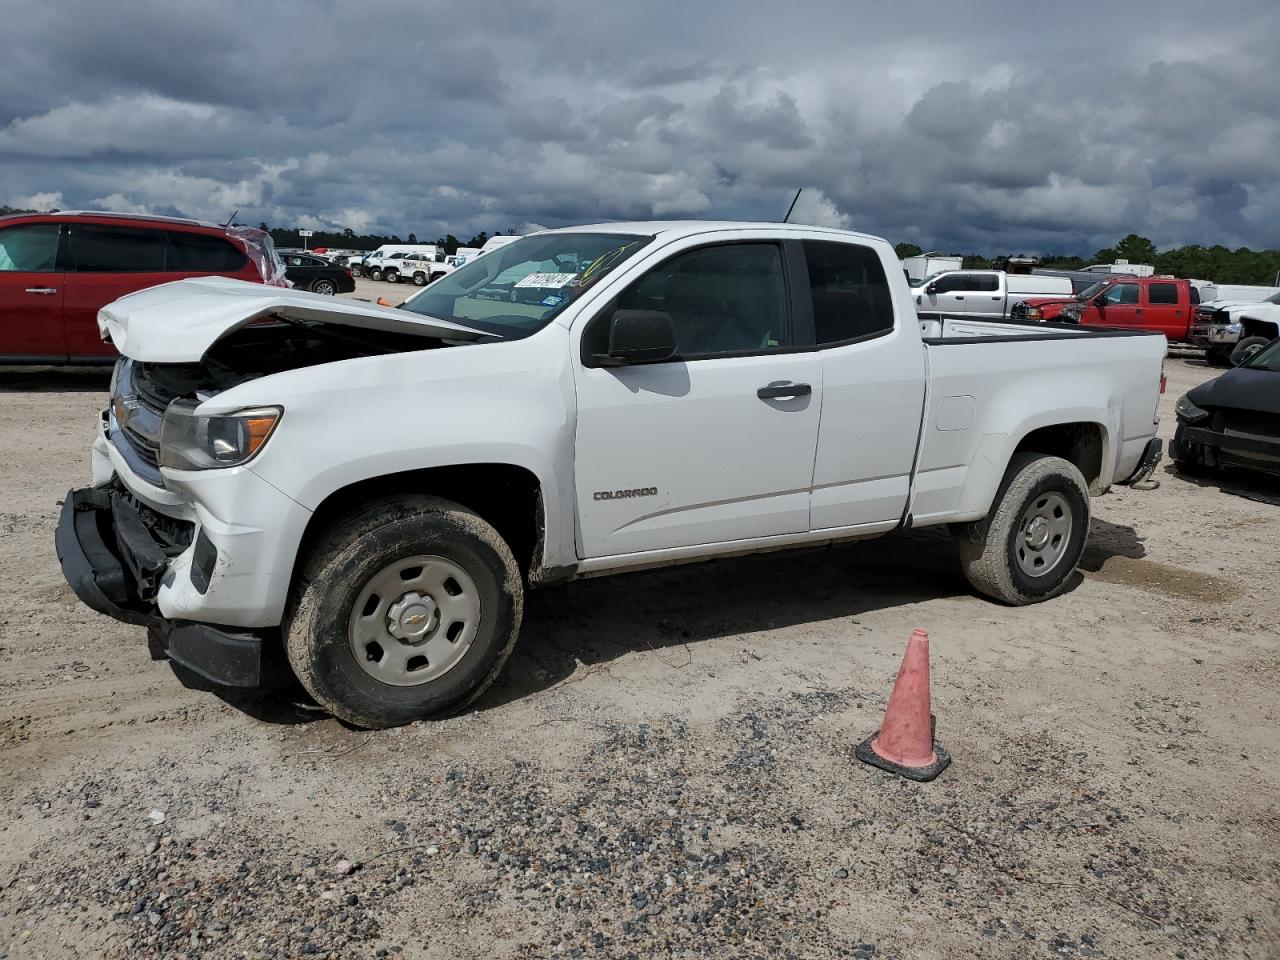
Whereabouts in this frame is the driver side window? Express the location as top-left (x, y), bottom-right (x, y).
top-left (1102, 283), bottom-right (1139, 305)
top-left (613, 243), bottom-right (788, 358)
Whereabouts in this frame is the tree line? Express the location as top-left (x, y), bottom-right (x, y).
top-left (258, 224), bottom-right (511, 256)
top-left (894, 234), bottom-right (1280, 285)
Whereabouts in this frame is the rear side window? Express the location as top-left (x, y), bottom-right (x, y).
top-left (68, 224), bottom-right (166, 272)
top-left (1148, 282), bottom-right (1179, 305)
top-left (966, 274), bottom-right (999, 292)
top-left (802, 240), bottom-right (894, 344)
top-left (0, 223), bottom-right (60, 272)
top-left (165, 231), bottom-right (248, 272)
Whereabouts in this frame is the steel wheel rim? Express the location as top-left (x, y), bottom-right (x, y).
top-left (1014, 491), bottom-right (1073, 577)
top-left (348, 555), bottom-right (481, 687)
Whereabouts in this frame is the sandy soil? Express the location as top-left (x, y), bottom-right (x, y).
top-left (0, 356), bottom-right (1277, 959)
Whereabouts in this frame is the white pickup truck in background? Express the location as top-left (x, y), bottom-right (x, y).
top-left (913, 269), bottom-right (1073, 319)
top-left (56, 221), bottom-right (1166, 728)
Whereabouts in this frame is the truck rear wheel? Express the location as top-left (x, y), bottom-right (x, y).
top-left (958, 453), bottom-right (1090, 605)
top-left (284, 495), bottom-right (523, 728)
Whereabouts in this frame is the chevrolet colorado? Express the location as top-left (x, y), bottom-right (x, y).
top-left (56, 222), bottom-right (1167, 728)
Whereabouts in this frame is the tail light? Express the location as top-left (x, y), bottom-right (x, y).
top-left (344, 268), bottom-right (353, 278)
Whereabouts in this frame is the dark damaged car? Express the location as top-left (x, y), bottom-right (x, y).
top-left (1171, 336), bottom-right (1280, 478)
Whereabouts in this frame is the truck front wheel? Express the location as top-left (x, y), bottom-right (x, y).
top-left (284, 495), bottom-right (523, 728)
top-left (1230, 336), bottom-right (1270, 366)
top-left (958, 453), bottom-right (1090, 605)
top-left (1205, 345), bottom-right (1234, 367)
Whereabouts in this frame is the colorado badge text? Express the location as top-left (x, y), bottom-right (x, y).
top-left (593, 487), bottom-right (658, 501)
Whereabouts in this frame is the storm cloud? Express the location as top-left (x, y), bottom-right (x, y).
top-left (2, 0), bottom-right (1278, 254)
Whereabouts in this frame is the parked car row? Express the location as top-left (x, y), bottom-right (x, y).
top-left (277, 251), bottom-right (355, 295)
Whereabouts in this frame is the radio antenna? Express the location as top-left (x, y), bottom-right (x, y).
top-left (223, 209), bottom-right (239, 227)
top-left (782, 189), bottom-right (802, 223)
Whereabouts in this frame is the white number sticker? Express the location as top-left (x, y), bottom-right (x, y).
top-left (514, 272), bottom-right (578, 289)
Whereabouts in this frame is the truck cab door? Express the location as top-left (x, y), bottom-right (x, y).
top-left (0, 221), bottom-right (66, 360)
top-left (1145, 280), bottom-right (1187, 339)
top-left (965, 272), bottom-right (1003, 318)
top-left (1090, 280), bottom-right (1141, 329)
top-left (573, 239), bottom-right (821, 558)
top-left (915, 272), bottom-right (968, 315)
top-left (801, 239), bottom-right (926, 530)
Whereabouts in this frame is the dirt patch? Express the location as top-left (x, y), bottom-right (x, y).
top-left (1079, 555), bottom-right (1238, 603)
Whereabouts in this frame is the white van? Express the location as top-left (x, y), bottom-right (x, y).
top-left (912, 270), bottom-right (1073, 319)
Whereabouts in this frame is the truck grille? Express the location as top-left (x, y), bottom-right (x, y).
top-left (1222, 410), bottom-right (1280, 441)
top-left (108, 358), bottom-right (167, 483)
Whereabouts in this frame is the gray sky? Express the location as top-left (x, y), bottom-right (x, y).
top-left (3, 0), bottom-right (1278, 254)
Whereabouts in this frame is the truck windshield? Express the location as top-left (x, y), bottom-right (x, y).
top-left (399, 233), bottom-right (651, 338)
top-left (1078, 281), bottom-right (1108, 301)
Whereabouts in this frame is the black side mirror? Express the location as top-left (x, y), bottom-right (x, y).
top-left (925, 282), bottom-right (938, 294)
top-left (595, 310), bottom-right (677, 366)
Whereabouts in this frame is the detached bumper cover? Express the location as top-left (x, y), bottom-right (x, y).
top-left (1118, 437), bottom-right (1163, 485)
top-left (55, 486), bottom-right (264, 686)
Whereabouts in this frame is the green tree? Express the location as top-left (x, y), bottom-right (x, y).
top-left (407, 233), bottom-right (417, 244)
top-left (1114, 233), bottom-right (1159, 264)
top-left (894, 242), bottom-right (924, 259)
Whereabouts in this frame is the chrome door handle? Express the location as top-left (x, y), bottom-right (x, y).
top-left (25, 287), bottom-right (58, 295)
top-left (757, 382), bottom-right (812, 400)
top-left (954, 295), bottom-right (965, 301)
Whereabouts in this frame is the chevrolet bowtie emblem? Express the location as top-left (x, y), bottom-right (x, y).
top-left (403, 613), bottom-right (427, 625)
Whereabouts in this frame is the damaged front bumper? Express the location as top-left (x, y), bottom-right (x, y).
top-left (55, 485), bottom-right (265, 686)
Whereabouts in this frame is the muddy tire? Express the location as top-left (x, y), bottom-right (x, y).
top-left (284, 495), bottom-right (523, 728)
top-left (1205, 345), bottom-right (1234, 367)
top-left (1230, 336), bottom-right (1269, 366)
top-left (958, 453), bottom-right (1090, 605)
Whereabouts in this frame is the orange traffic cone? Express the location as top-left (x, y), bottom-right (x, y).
top-left (855, 628), bottom-right (951, 781)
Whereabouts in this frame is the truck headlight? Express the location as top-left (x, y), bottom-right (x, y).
top-left (159, 401), bottom-right (282, 471)
top-left (1175, 394), bottom-right (1208, 423)
top-left (1226, 321), bottom-right (1242, 335)
top-left (1026, 307), bottom-right (1043, 320)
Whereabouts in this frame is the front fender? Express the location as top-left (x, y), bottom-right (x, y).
top-left (224, 332), bottom-right (579, 573)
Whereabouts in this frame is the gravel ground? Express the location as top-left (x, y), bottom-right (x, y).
top-left (1, 355), bottom-right (1278, 959)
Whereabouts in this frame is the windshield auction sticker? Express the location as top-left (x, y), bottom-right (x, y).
top-left (514, 272), bottom-right (578, 289)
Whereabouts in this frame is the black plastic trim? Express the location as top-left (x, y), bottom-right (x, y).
top-left (148, 622), bottom-right (262, 687)
top-left (55, 488), bottom-right (160, 627)
top-left (191, 529), bottom-right (217, 595)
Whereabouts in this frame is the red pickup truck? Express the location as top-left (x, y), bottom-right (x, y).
top-left (0, 210), bottom-right (285, 363)
top-left (1012, 277), bottom-right (1200, 340)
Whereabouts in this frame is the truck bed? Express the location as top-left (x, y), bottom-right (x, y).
top-left (909, 312), bottom-right (1167, 527)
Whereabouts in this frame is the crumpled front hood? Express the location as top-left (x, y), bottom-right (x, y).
top-left (98, 275), bottom-right (493, 363)
top-left (1188, 367), bottom-right (1280, 416)
top-left (1198, 299), bottom-right (1270, 314)
top-left (1020, 296), bottom-right (1076, 308)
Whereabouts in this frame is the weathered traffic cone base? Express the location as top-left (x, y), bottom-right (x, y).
top-left (854, 733), bottom-right (952, 782)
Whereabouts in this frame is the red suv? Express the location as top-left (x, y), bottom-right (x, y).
top-left (0, 211), bottom-right (286, 362)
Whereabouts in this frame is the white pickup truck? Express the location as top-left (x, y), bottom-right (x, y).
top-left (912, 269), bottom-right (1073, 319)
top-left (56, 222), bottom-right (1166, 728)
